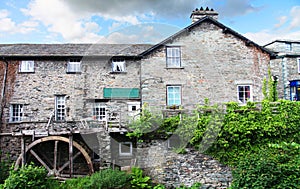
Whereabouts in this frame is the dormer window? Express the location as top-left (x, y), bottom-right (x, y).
top-left (285, 42), bottom-right (292, 52)
top-left (166, 46), bottom-right (181, 68)
top-left (111, 58), bottom-right (126, 72)
top-left (19, 60), bottom-right (34, 73)
top-left (67, 58), bottom-right (81, 73)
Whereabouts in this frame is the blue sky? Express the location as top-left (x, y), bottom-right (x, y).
top-left (0, 0), bottom-right (299, 45)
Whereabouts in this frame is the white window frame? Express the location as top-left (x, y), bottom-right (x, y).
top-left (166, 46), bottom-right (181, 68)
top-left (93, 103), bottom-right (106, 121)
top-left (19, 60), bottom-right (34, 72)
top-left (297, 58), bottom-right (300, 73)
top-left (67, 58), bottom-right (81, 73)
top-left (167, 86), bottom-right (182, 106)
top-left (286, 42), bottom-right (292, 52)
top-left (10, 104), bottom-right (23, 122)
top-left (119, 142), bottom-right (133, 156)
top-left (111, 58), bottom-right (126, 72)
top-left (237, 85), bottom-right (253, 104)
top-left (55, 96), bottom-right (66, 121)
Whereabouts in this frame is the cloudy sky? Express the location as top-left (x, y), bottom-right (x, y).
top-left (0, 0), bottom-right (299, 45)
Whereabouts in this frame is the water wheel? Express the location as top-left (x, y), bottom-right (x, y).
top-left (15, 136), bottom-right (94, 178)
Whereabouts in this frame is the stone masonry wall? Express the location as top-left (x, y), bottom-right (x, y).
top-left (136, 140), bottom-right (232, 189)
top-left (141, 21), bottom-right (270, 109)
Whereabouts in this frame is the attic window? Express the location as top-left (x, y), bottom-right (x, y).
top-left (111, 58), bottom-right (126, 72)
top-left (19, 60), bottom-right (34, 73)
top-left (166, 47), bottom-right (181, 68)
top-left (67, 58), bottom-right (81, 73)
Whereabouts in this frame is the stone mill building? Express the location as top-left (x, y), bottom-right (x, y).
top-left (1, 6), bottom-right (291, 188)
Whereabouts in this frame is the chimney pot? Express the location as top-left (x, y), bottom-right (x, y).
top-left (190, 7), bottom-right (219, 23)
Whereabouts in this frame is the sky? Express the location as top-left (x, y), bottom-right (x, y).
top-left (0, 0), bottom-right (299, 45)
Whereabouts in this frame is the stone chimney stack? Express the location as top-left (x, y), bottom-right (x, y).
top-left (190, 7), bottom-right (218, 23)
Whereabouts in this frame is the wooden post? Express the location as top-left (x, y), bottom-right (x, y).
top-left (21, 133), bottom-right (26, 166)
top-left (69, 133), bottom-right (73, 178)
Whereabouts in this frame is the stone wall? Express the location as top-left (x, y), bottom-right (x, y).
top-left (141, 21), bottom-right (270, 109)
top-left (136, 140), bottom-right (232, 189)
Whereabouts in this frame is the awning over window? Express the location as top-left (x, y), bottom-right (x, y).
top-left (103, 88), bottom-right (140, 99)
top-left (290, 80), bottom-right (300, 87)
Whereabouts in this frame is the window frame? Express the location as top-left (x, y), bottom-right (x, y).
top-left (166, 46), bottom-right (181, 68)
top-left (67, 58), bottom-right (81, 73)
top-left (93, 103), bottom-right (106, 121)
top-left (9, 104), bottom-right (23, 122)
top-left (111, 58), bottom-right (126, 73)
top-left (55, 95), bottom-right (66, 121)
top-left (119, 142), bottom-right (133, 156)
top-left (237, 85), bottom-right (253, 104)
top-left (167, 85), bottom-right (182, 106)
top-left (297, 58), bottom-right (300, 73)
top-left (19, 60), bottom-right (34, 73)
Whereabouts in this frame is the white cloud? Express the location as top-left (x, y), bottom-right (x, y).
top-left (209, 0), bottom-right (262, 18)
top-left (244, 6), bottom-right (300, 45)
top-left (274, 16), bottom-right (287, 28)
top-left (289, 6), bottom-right (300, 30)
top-left (21, 0), bottom-right (103, 42)
top-left (0, 9), bottom-right (37, 34)
top-left (63, 0), bottom-right (198, 20)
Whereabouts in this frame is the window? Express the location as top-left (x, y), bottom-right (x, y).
top-left (290, 80), bottom-right (300, 101)
top-left (112, 58), bottom-right (126, 72)
top-left (55, 96), bottom-right (66, 121)
top-left (19, 60), bottom-right (34, 72)
top-left (93, 103), bottom-right (106, 121)
top-left (286, 42), bottom-right (292, 51)
top-left (166, 47), bottom-right (181, 67)
top-left (237, 85), bottom-right (252, 103)
top-left (167, 86), bottom-right (181, 106)
top-left (297, 58), bottom-right (300, 73)
top-left (119, 142), bottom-right (132, 156)
top-left (10, 104), bottom-right (23, 122)
top-left (67, 58), bottom-right (81, 73)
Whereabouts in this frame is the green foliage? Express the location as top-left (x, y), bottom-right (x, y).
top-left (230, 142), bottom-right (300, 189)
top-left (127, 103), bottom-right (165, 140)
top-left (3, 163), bottom-right (58, 189)
top-left (60, 168), bottom-right (130, 189)
top-left (153, 184), bottom-right (166, 189)
top-left (130, 167), bottom-right (152, 189)
top-left (177, 182), bottom-right (201, 189)
top-left (0, 152), bottom-right (11, 184)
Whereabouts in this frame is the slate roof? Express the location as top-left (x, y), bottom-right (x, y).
top-left (140, 16), bottom-right (276, 58)
top-left (0, 43), bottom-right (152, 57)
top-left (264, 40), bottom-right (300, 47)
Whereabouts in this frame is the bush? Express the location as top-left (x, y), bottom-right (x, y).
top-left (130, 167), bottom-right (152, 189)
top-left (3, 163), bottom-right (58, 189)
top-left (230, 142), bottom-right (300, 189)
top-left (0, 155), bottom-right (11, 184)
top-left (61, 168), bottom-right (130, 189)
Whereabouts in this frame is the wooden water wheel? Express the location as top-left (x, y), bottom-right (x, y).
top-left (15, 135), bottom-right (94, 178)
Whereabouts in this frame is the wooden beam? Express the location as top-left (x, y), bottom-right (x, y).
top-left (30, 149), bottom-right (51, 172)
top-left (69, 134), bottom-right (73, 178)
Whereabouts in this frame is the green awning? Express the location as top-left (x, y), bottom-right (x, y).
top-left (103, 88), bottom-right (140, 99)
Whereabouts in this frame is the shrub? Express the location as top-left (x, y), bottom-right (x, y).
top-left (61, 168), bottom-right (130, 189)
top-left (230, 142), bottom-right (300, 189)
top-left (3, 163), bottom-right (58, 189)
top-left (0, 153), bottom-right (11, 184)
top-left (130, 167), bottom-right (152, 189)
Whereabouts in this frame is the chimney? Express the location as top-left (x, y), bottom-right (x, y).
top-left (190, 7), bottom-right (218, 23)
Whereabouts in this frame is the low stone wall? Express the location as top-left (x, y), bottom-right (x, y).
top-left (136, 141), bottom-right (232, 189)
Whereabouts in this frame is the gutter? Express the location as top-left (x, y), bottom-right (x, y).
top-left (0, 58), bottom-right (8, 129)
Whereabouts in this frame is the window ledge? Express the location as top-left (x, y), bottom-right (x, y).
top-left (110, 71), bottom-right (127, 74)
top-left (66, 71), bottom-right (82, 74)
top-left (18, 71), bottom-right (35, 74)
top-left (165, 67), bottom-right (184, 69)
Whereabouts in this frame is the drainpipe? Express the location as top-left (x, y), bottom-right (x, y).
top-left (0, 58), bottom-right (8, 128)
